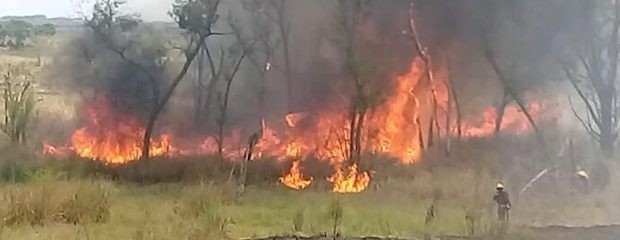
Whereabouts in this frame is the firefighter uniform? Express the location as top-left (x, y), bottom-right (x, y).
top-left (493, 183), bottom-right (511, 222)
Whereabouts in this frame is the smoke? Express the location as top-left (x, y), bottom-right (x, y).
top-left (47, 0), bottom-right (584, 140)
top-left (50, 20), bottom-right (170, 121)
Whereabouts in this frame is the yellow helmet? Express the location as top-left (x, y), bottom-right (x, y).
top-left (577, 170), bottom-right (589, 179)
top-left (496, 182), bottom-right (505, 189)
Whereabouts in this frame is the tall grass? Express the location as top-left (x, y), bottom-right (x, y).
top-left (0, 173), bottom-right (114, 226)
top-left (172, 182), bottom-right (234, 240)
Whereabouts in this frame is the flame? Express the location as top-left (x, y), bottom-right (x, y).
top-left (43, 56), bottom-right (556, 193)
top-left (67, 95), bottom-right (171, 165)
top-left (279, 160), bottom-right (313, 190)
top-left (327, 163), bottom-right (371, 193)
top-left (461, 102), bottom-right (550, 137)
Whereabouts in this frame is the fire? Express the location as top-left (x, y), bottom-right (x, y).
top-left (461, 102), bottom-right (550, 138)
top-left (43, 56), bottom-right (556, 193)
top-left (67, 95), bottom-right (172, 165)
top-left (327, 163), bottom-right (371, 193)
top-left (367, 58), bottom-right (426, 163)
top-left (279, 160), bottom-right (313, 190)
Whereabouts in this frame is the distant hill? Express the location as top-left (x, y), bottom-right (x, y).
top-left (0, 15), bottom-right (81, 29)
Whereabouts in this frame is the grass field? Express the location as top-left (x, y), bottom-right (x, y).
top-left (0, 179), bottom-right (480, 240)
top-left (0, 156), bottom-right (615, 240)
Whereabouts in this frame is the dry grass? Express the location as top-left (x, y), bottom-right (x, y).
top-left (0, 177), bottom-right (113, 227)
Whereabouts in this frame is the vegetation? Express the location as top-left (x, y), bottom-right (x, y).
top-left (2, 0), bottom-right (620, 240)
top-left (0, 20), bottom-right (56, 49)
top-left (1, 67), bottom-right (37, 144)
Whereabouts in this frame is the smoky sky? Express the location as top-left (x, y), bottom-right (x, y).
top-left (48, 0), bottom-right (585, 136)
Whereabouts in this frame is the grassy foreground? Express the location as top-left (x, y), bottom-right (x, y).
top-left (0, 166), bottom-right (504, 240)
top-left (0, 141), bottom-right (618, 240)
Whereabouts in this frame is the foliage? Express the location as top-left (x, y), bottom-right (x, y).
top-left (0, 20), bottom-right (56, 49)
top-left (171, 0), bottom-right (221, 35)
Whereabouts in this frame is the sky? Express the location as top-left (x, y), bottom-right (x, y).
top-left (1, 0), bottom-right (174, 21)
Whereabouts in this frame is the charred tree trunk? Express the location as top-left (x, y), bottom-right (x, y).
top-left (141, 36), bottom-right (205, 161)
top-left (408, 2), bottom-right (442, 152)
top-left (449, 80), bottom-right (462, 138)
top-left (445, 86), bottom-right (452, 155)
top-left (270, 0), bottom-right (293, 113)
top-left (202, 47), bottom-right (225, 128)
top-left (416, 116), bottom-right (425, 152)
top-left (483, 45), bottom-right (545, 146)
top-left (216, 53), bottom-right (247, 158)
top-left (281, 24), bottom-right (293, 113)
top-left (495, 92), bottom-right (509, 134)
top-left (193, 45), bottom-right (207, 127)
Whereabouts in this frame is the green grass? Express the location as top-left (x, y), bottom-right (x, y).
top-left (0, 163), bottom-right (615, 240)
top-left (0, 177), bottom-right (501, 240)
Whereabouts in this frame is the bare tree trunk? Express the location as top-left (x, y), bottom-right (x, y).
top-left (427, 113), bottom-right (438, 148)
top-left (445, 86), bottom-right (452, 155)
top-left (416, 116), bottom-right (425, 151)
top-left (347, 105), bottom-right (358, 163)
top-left (193, 46), bottom-right (206, 127)
top-left (354, 109), bottom-right (366, 165)
top-left (408, 2), bottom-right (443, 152)
top-left (202, 47), bottom-right (225, 128)
top-left (483, 46), bottom-right (545, 146)
top-left (141, 36), bottom-right (205, 160)
top-left (281, 25), bottom-right (293, 113)
top-left (447, 75), bottom-right (462, 138)
top-left (495, 92), bottom-right (509, 134)
top-left (217, 53), bottom-right (247, 158)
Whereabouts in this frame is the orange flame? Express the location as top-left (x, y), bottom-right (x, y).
top-left (43, 56), bottom-right (556, 194)
top-left (327, 163), bottom-right (371, 193)
top-left (279, 160), bottom-right (313, 190)
top-left (68, 95), bottom-right (171, 165)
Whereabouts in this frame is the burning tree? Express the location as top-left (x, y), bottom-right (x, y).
top-left (84, 0), bottom-right (226, 161)
top-left (334, 0), bottom-right (381, 166)
top-left (561, 0), bottom-right (620, 156)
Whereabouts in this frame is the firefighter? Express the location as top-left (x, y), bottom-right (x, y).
top-left (493, 182), bottom-right (511, 222)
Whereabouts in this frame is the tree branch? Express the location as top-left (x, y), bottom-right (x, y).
top-left (568, 96), bottom-right (601, 141)
top-left (559, 60), bottom-right (603, 127)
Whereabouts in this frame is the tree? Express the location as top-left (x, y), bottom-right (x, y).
top-left (474, 0), bottom-right (545, 146)
top-left (241, 0), bottom-right (280, 120)
top-left (85, 0), bottom-right (226, 160)
top-left (1, 67), bottom-right (37, 144)
top-left (407, 2), bottom-right (444, 150)
top-left (334, 0), bottom-right (382, 166)
top-left (262, 0), bottom-right (293, 113)
top-left (561, 0), bottom-right (620, 156)
top-left (34, 24), bottom-right (56, 36)
top-left (215, 18), bottom-right (251, 158)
